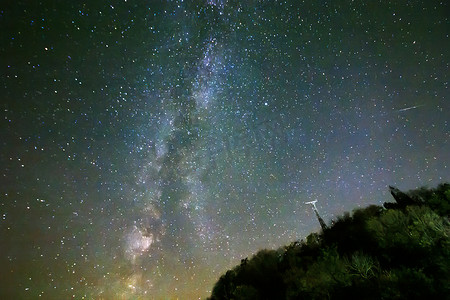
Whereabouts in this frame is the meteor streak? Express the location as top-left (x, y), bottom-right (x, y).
top-left (397, 104), bottom-right (425, 112)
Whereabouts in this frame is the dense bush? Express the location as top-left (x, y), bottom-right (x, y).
top-left (209, 183), bottom-right (450, 299)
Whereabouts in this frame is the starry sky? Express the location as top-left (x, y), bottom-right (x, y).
top-left (0, 0), bottom-right (448, 298)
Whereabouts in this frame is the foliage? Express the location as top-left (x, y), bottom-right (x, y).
top-left (208, 184), bottom-right (450, 299)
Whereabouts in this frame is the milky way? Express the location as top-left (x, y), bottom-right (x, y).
top-left (1, 1), bottom-right (448, 298)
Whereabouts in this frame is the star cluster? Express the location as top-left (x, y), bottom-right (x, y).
top-left (1, 0), bottom-right (448, 298)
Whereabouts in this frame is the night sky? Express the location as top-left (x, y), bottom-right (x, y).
top-left (1, 0), bottom-right (448, 298)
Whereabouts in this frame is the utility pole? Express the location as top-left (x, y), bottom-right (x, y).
top-left (305, 200), bottom-right (327, 231)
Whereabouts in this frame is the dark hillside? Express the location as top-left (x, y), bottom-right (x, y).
top-left (209, 183), bottom-right (450, 299)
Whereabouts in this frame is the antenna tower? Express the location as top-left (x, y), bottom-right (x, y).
top-left (305, 200), bottom-right (327, 230)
